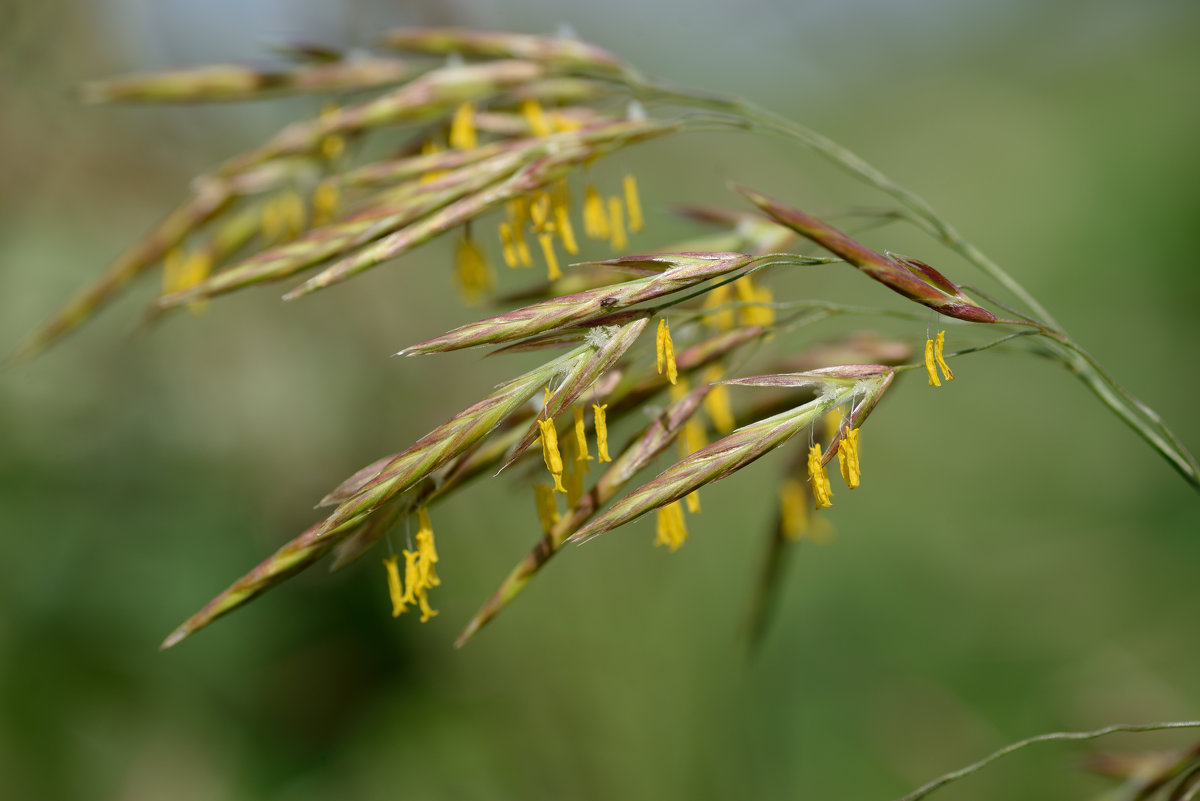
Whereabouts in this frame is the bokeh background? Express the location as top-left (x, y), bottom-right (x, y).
top-left (1, 1), bottom-right (1198, 799)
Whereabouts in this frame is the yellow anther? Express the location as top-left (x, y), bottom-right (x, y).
top-left (654, 501), bottom-right (688, 552)
top-left (593, 403), bottom-right (611, 462)
top-left (449, 101), bottom-right (477, 151)
top-left (507, 198), bottom-right (533, 267)
top-left (537, 232), bottom-right (562, 281)
top-left (685, 491), bottom-right (701, 514)
top-left (515, 230), bottom-right (533, 268)
top-left (934, 330), bottom-right (954, 382)
top-left (420, 140), bottom-right (447, 185)
top-left (548, 110), bottom-right (582, 133)
top-left (702, 283), bottom-right (735, 332)
top-left (836, 427), bottom-right (861, 489)
top-left (754, 284), bottom-right (776, 327)
top-left (415, 507), bottom-right (440, 590)
top-left (538, 417), bottom-right (567, 493)
top-left (563, 435), bottom-right (584, 508)
top-left (455, 230), bottom-right (494, 306)
top-left (521, 98), bottom-right (552, 137)
top-left (321, 134), bottom-right (345, 161)
top-left (681, 417), bottom-right (708, 459)
top-left (382, 555), bottom-right (406, 617)
top-left (319, 104), bottom-right (346, 161)
top-left (387, 507), bottom-right (441, 622)
top-left (400, 550), bottom-right (419, 605)
top-left (573, 405), bottom-right (594, 462)
top-left (260, 198), bottom-right (284, 243)
top-left (311, 180), bottom-right (341, 226)
top-left (583, 184), bottom-right (609, 240)
top-left (824, 410), bottom-right (842, 445)
top-left (163, 248), bottom-right (206, 293)
top-left (674, 383), bottom-right (707, 458)
top-left (184, 252), bottom-right (212, 312)
top-left (551, 179), bottom-right (572, 210)
top-left (655, 319), bottom-right (678, 385)
top-left (162, 248), bottom-right (185, 292)
top-left (656, 320), bottom-right (666, 374)
top-left (924, 337), bottom-right (941, 387)
top-left (807, 443), bottom-right (834, 508)
top-left (554, 202), bottom-right (579, 255)
top-left (402, 541), bottom-right (438, 621)
top-left (623, 174), bottom-right (644, 233)
top-left (409, 577), bottom-right (436, 623)
top-left (607, 196), bottom-right (628, 251)
top-left (735, 276), bottom-right (775, 327)
top-left (498, 222), bottom-right (518, 268)
top-left (702, 366), bottom-right (736, 433)
top-left (280, 191), bottom-right (307, 239)
top-left (530, 192), bottom-right (552, 232)
top-left (259, 192), bottom-right (306, 244)
top-left (163, 248), bottom-right (212, 314)
top-left (534, 484), bottom-right (560, 535)
top-left (779, 479), bottom-right (810, 541)
top-left (415, 586), bottom-right (438, 622)
top-left (734, 276), bottom-right (755, 310)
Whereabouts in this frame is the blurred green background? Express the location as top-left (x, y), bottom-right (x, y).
top-left (2, 1), bottom-right (1198, 799)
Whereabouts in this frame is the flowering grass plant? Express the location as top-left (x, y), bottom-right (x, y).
top-left (13, 25), bottom-right (1197, 644)
top-left (11, 25), bottom-right (1200, 800)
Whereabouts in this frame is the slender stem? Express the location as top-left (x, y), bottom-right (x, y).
top-left (635, 81), bottom-right (1061, 326)
top-left (891, 329), bottom-right (1040, 376)
top-left (624, 78), bottom-right (1199, 490)
top-left (947, 329), bottom-right (1039, 357)
top-left (758, 299), bottom-right (926, 321)
top-left (893, 720), bottom-right (1200, 801)
top-left (959, 284), bottom-right (1044, 326)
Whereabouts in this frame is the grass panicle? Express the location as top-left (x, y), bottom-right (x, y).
top-left (8, 27), bottom-right (1192, 659)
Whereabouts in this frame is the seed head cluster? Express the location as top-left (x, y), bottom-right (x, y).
top-left (15, 26), bottom-right (1193, 652)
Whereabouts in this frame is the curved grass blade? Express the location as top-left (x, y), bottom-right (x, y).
top-left (81, 58), bottom-right (411, 103)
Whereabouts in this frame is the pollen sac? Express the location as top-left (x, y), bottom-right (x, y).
top-left (593, 403), bottom-right (612, 462)
top-left (807, 443), bottom-right (834, 508)
top-left (534, 483), bottom-right (561, 535)
top-left (654, 501), bottom-right (688, 552)
top-left (924, 338), bottom-right (942, 387)
top-left (933, 330), bottom-right (955, 382)
top-left (655, 319), bottom-right (678, 385)
top-left (538, 417), bottom-right (567, 493)
top-left (836, 427), bottom-right (861, 489)
top-left (383, 555), bottom-right (406, 617)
